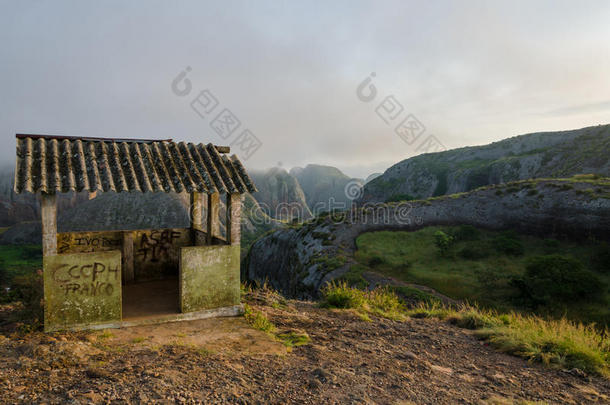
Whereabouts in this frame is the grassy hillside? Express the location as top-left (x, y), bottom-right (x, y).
top-left (346, 226), bottom-right (610, 325)
top-left (363, 124), bottom-right (610, 202)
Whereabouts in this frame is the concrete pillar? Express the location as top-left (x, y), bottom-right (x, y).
top-left (190, 192), bottom-right (204, 230)
top-left (226, 193), bottom-right (242, 245)
top-left (207, 193), bottom-right (220, 244)
top-left (41, 193), bottom-right (57, 256)
top-left (122, 231), bottom-right (134, 283)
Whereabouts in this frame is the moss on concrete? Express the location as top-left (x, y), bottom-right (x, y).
top-left (180, 245), bottom-right (241, 313)
top-left (43, 251), bottom-right (122, 331)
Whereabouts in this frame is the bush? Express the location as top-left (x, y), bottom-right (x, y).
top-left (452, 225), bottom-right (481, 241)
top-left (434, 231), bottom-right (454, 256)
top-left (493, 233), bottom-right (524, 256)
top-left (511, 255), bottom-right (605, 308)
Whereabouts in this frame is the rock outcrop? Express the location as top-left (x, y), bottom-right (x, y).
top-left (290, 164), bottom-right (363, 214)
top-left (250, 167), bottom-right (312, 221)
top-left (244, 177), bottom-right (610, 297)
top-left (362, 124), bottom-right (610, 203)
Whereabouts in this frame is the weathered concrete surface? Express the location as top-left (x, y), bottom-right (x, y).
top-left (226, 193), bottom-right (242, 245)
top-left (41, 193), bottom-right (57, 256)
top-left (133, 228), bottom-right (191, 281)
top-left (57, 231), bottom-right (123, 254)
top-left (244, 178), bottom-right (610, 297)
top-left (43, 251), bottom-right (122, 331)
top-left (180, 245), bottom-right (240, 313)
top-left (57, 228), bottom-right (192, 282)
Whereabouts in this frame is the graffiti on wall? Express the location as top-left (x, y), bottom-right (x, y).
top-left (57, 229), bottom-right (191, 281)
top-left (135, 230), bottom-right (182, 262)
top-left (50, 261), bottom-right (119, 296)
top-left (133, 229), bottom-right (191, 280)
top-left (43, 251), bottom-right (122, 330)
top-left (58, 232), bottom-right (122, 254)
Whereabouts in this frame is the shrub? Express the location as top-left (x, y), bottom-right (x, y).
top-left (433, 231), bottom-right (454, 256)
top-left (493, 233), bottom-right (524, 256)
top-left (511, 255), bottom-right (605, 308)
top-left (451, 225), bottom-right (481, 242)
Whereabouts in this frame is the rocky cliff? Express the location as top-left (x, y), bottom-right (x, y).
top-left (362, 124), bottom-right (610, 203)
top-left (290, 164), bottom-right (363, 214)
top-left (244, 176), bottom-right (610, 297)
top-left (249, 167), bottom-right (312, 221)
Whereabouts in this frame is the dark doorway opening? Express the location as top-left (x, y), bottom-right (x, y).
top-left (122, 277), bottom-right (179, 321)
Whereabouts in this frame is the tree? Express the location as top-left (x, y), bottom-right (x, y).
top-left (434, 231), bottom-right (454, 256)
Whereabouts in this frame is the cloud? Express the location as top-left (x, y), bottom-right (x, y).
top-left (1, 0), bottom-right (609, 178)
top-left (540, 100), bottom-right (610, 117)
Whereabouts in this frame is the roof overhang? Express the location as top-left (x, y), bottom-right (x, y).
top-left (14, 134), bottom-right (256, 194)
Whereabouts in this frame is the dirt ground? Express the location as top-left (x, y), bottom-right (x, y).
top-left (0, 298), bottom-right (609, 404)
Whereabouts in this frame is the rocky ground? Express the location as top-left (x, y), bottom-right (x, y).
top-left (1, 296), bottom-right (609, 404)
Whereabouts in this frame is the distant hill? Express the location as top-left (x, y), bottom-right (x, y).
top-left (250, 167), bottom-right (312, 221)
top-left (290, 164), bottom-right (363, 214)
top-left (361, 124), bottom-right (610, 203)
top-left (365, 173), bottom-right (382, 184)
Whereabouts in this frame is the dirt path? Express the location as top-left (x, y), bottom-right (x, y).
top-left (0, 299), bottom-right (608, 404)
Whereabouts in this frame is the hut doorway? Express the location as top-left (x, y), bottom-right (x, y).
top-left (122, 277), bottom-right (180, 320)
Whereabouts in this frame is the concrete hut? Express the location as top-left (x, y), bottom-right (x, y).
top-left (13, 134), bottom-right (257, 332)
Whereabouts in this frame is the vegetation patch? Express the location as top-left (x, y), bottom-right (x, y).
top-left (320, 281), bottom-right (407, 321)
top-left (407, 302), bottom-right (610, 378)
top-left (355, 227), bottom-right (610, 325)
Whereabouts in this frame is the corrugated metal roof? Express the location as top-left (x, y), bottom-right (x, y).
top-left (14, 134), bottom-right (257, 194)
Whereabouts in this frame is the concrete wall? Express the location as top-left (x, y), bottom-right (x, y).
top-left (179, 245), bottom-right (240, 313)
top-left (58, 231), bottom-right (123, 254)
top-left (133, 229), bottom-right (191, 280)
top-left (57, 228), bottom-right (192, 282)
top-left (43, 251), bottom-right (122, 331)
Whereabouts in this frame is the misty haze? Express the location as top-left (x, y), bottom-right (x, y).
top-left (1, 1), bottom-right (609, 403)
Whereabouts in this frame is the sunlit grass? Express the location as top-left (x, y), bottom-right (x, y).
top-left (407, 301), bottom-right (610, 377)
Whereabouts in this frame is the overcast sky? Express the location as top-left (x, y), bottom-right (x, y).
top-left (2, 0), bottom-right (609, 178)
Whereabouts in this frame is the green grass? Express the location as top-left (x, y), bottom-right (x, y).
top-left (320, 281), bottom-right (407, 321)
top-left (0, 244), bottom-right (42, 277)
top-left (243, 303), bottom-right (277, 334)
top-left (354, 227), bottom-right (610, 325)
top-left (243, 301), bottom-right (310, 349)
top-left (321, 282), bottom-right (610, 377)
top-left (407, 302), bottom-right (610, 378)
